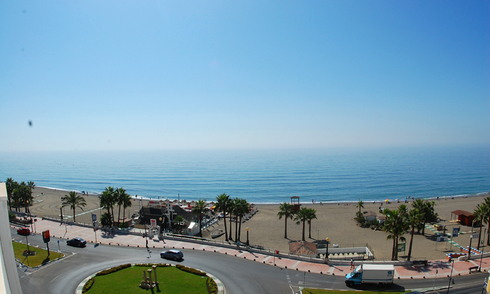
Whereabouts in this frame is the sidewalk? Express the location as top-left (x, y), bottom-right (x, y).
top-left (13, 218), bottom-right (490, 280)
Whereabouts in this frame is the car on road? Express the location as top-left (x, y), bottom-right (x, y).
top-left (17, 227), bottom-right (31, 236)
top-left (67, 237), bottom-right (87, 247)
top-left (160, 249), bottom-right (183, 261)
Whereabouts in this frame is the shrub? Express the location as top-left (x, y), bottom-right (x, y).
top-left (8, 212), bottom-right (16, 221)
top-left (135, 263), bottom-right (170, 268)
top-left (96, 264), bottom-right (131, 276)
top-left (206, 277), bottom-right (218, 294)
top-left (82, 277), bottom-right (95, 293)
top-left (176, 264), bottom-right (207, 276)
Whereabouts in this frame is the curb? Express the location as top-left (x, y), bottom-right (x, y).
top-left (75, 263), bottom-right (225, 294)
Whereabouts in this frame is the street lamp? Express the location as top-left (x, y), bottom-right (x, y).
top-left (325, 237), bottom-right (330, 263)
top-left (446, 258), bottom-right (455, 294)
top-left (246, 227), bottom-right (249, 247)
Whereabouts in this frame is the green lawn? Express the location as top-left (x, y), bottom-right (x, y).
top-left (303, 290), bottom-right (409, 294)
top-left (12, 241), bottom-right (64, 267)
top-left (87, 266), bottom-right (209, 294)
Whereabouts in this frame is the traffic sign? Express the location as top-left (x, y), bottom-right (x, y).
top-left (452, 228), bottom-right (460, 237)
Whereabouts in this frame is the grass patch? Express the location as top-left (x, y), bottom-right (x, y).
top-left (86, 265), bottom-right (209, 294)
top-left (12, 241), bottom-right (64, 267)
top-left (303, 290), bottom-right (409, 294)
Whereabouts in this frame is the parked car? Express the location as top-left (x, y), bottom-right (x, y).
top-left (17, 227), bottom-right (31, 236)
top-left (160, 249), bottom-right (183, 261)
top-left (66, 237), bottom-right (87, 247)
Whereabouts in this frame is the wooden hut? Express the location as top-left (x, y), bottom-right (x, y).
top-left (450, 210), bottom-right (475, 226)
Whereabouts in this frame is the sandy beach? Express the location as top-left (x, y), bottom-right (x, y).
top-left (25, 186), bottom-right (490, 261)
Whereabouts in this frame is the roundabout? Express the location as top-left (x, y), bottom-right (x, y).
top-left (76, 263), bottom-right (223, 294)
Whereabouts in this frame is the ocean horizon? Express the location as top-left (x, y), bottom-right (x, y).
top-left (1, 146), bottom-right (489, 204)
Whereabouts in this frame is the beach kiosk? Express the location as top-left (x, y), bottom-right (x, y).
top-left (291, 196), bottom-right (301, 212)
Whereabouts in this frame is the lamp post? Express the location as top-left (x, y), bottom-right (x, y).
top-left (480, 228), bottom-right (486, 272)
top-left (325, 237), bottom-right (330, 263)
top-left (246, 227), bottom-right (249, 247)
top-left (446, 258), bottom-right (454, 294)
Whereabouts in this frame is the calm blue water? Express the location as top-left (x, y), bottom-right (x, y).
top-left (0, 146), bottom-right (489, 203)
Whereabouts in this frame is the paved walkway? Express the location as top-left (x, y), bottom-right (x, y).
top-left (13, 218), bottom-right (490, 281)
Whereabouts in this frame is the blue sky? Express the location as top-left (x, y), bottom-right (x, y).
top-left (1, 1), bottom-right (489, 152)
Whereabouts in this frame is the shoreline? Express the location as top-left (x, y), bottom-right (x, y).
top-left (25, 186), bottom-right (490, 261)
top-left (34, 185), bottom-right (490, 205)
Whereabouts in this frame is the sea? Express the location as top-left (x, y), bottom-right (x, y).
top-left (0, 146), bottom-right (489, 204)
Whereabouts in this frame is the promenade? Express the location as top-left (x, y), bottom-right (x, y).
top-left (12, 217), bottom-right (490, 283)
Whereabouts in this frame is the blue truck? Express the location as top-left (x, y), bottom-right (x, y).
top-left (345, 264), bottom-right (394, 287)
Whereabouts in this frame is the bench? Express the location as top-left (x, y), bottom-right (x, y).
top-left (412, 260), bottom-right (428, 268)
top-left (469, 266), bottom-right (479, 274)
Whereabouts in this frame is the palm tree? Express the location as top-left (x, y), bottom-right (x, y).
top-left (412, 199), bottom-right (438, 235)
top-left (278, 202), bottom-right (295, 239)
top-left (115, 187), bottom-right (129, 225)
top-left (306, 208), bottom-right (317, 239)
top-left (100, 186), bottom-right (116, 226)
top-left (236, 198), bottom-right (249, 242)
top-left (482, 197), bottom-right (490, 246)
top-left (231, 198), bottom-right (241, 242)
top-left (295, 207), bottom-right (310, 241)
top-left (192, 199), bottom-right (208, 237)
top-left (18, 181), bottom-right (32, 213)
top-left (61, 191), bottom-right (87, 222)
top-left (383, 205), bottom-right (409, 260)
top-left (26, 181), bottom-right (35, 213)
top-left (407, 208), bottom-right (423, 261)
top-left (122, 192), bottom-right (132, 223)
top-left (474, 200), bottom-right (490, 248)
top-left (356, 199), bottom-right (364, 217)
top-left (12, 186), bottom-right (23, 212)
top-left (215, 193), bottom-right (231, 241)
top-left (5, 178), bottom-right (17, 210)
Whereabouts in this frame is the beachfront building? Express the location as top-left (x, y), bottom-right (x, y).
top-left (0, 182), bottom-right (23, 294)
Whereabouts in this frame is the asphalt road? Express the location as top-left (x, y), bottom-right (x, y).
top-left (13, 229), bottom-right (488, 294)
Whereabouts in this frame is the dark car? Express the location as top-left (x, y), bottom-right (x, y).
top-left (17, 227), bottom-right (31, 236)
top-left (160, 249), bottom-right (183, 261)
top-left (67, 237), bottom-right (87, 247)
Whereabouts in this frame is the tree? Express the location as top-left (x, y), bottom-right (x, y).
top-left (19, 182), bottom-right (32, 213)
top-left (295, 207), bottom-right (310, 241)
top-left (236, 198), bottom-right (249, 242)
top-left (382, 205), bottom-right (409, 260)
top-left (231, 198), bottom-right (240, 242)
top-left (11, 186), bottom-right (23, 212)
top-left (100, 186), bottom-right (116, 225)
top-left (412, 199), bottom-right (438, 235)
top-left (61, 191), bottom-right (87, 222)
top-left (356, 199), bottom-right (364, 217)
top-left (5, 178), bottom-right (17, 210)
top-left (215, 193), bottom-right (231, 241)
top-left (483, 197), bottom-right (490, 246)
top-left (474, 198), bottom-right (490, 247)
top-left (192, 199), bottom-right (208, 237)
top-left (26, 181), bottom-right (35, 213)
top-left (277, 202), bottom-right (295, 239)
top-left (115, 187), bottom-right (130, 224)
top-left (122, 192), bottom-right (132, 224)
top-left (100, 212), bottom-right (112, 228)
top-left (406, 208), bottom-right (423, 261)
top-left (173, 215), bottom-right (185, 234)
top-left (306, 208), bottom-right (317, 239)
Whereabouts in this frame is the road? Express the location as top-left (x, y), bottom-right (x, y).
top-left (13, 229), bottom-right (488, 294)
